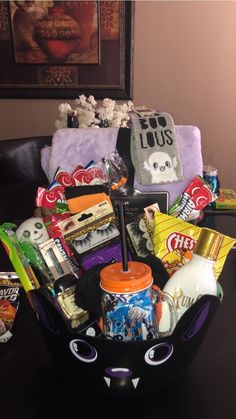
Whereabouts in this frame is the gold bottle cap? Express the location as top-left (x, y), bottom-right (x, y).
top-left (193, 228), bottom-right (224, 261)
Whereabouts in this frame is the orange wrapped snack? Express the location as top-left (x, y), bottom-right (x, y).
top-left (0, 272), bottom-right (21, 343)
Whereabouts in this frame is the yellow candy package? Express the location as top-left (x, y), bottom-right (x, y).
top-left (153, 212), bottom-right (236, 280)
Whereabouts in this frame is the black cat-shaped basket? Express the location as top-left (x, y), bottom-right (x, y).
top-left (29, 287), bottom-right (222, 396)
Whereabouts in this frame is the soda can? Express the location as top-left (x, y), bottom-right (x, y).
top-left (203, 165), bottom-right (220, 207)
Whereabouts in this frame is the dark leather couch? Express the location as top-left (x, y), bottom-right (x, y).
top-left (0, 135), bottom-right (52, 223)
top-left (0, 129), bottom-right (134, 269)
top-left (0, 128), bottom-right (134, 223)
top-left (0, 136), bottom-right (50, 269)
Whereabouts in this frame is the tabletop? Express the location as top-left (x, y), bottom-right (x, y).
top-left (1, 212), bottom-right (236, 419)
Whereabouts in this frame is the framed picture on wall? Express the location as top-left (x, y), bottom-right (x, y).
top-left (0, 0), bottom-right (133, 99)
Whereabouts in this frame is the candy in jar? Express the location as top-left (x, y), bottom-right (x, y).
top-left (100, 261), bottom-right (177, 341)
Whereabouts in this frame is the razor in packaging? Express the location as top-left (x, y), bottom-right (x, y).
top-left (54, 274), bottom-right (89, 329)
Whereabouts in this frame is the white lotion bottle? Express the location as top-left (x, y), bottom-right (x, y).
top-left (163, 228), bottom-right (224, 322)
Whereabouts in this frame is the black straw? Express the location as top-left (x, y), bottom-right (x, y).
top-left (117, 201), bottom-right (129, 272)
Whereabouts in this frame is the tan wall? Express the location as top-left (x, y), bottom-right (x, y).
top-left (0, 1), bottom-right (235, 188)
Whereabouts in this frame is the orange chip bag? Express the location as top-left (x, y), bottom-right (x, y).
top-left (153, 212), bottom-right (236, 280)
top-left (0, 272), bottom-right (21, 342)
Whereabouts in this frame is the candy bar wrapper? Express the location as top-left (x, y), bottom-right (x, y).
top-left (0, 272), bottom-right (21, 343)
top-left (126, 214), bottom-right (153, 258)
top-left (215, 189), bottom-right (236, 209)
top-left (57, 200), bottom-right (119, 255)
top-left (153, 212), bottom-right (236, 279)
top-left (36, 181), bottom-right (66, 211)
top-left (168, 176), bottom-right (217, 220)
top-left (80, 241), bottom-right (132, 271)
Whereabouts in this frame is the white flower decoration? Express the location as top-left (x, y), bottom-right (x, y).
top-left (55, 96), bottom-right (134, 129)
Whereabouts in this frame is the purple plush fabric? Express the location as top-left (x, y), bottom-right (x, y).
top-left (41, 125), bottom-right (203, 207)
top-left (134, 125), bottom-right (203, 206)
top-left (41, 145), bottom-right (51, 180)
top-left (41, 127), bottom-right (119, 183)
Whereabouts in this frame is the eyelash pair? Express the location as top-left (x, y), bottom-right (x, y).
top-left (126, 218), bottom-right (153, 258)
top-left (73, 223), bottom-right (118, 250)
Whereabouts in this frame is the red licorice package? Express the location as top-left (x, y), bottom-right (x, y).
top-left (177, 184), bottom-right (216, 221)
top-left (72, 164), bottom-right (106, 185)
top-left (54, 163), bottom-right (107, 188)
top-left (54, 168), bottom-right (76, 188)
top-left (85, 161), bottom-right (107, 183)
top-left (168, 176), bottom-right (217, 221)
top-left (36, 182), bottom-right (66, 210)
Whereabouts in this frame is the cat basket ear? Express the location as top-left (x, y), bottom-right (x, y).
top-left (172, 294), bottom-right (220, 343)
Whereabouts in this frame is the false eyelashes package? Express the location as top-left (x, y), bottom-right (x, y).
top-left (57, 200), bottom-right (120, 255)
top-left (126, 214), bottom-right (153, 258)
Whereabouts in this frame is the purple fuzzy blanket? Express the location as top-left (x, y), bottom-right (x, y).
top-left (41, 125), bottom-right (203, 207)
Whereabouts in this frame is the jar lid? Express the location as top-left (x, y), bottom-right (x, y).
top-left (193, 228), bottom-right (224, 261)
top-left (203, 165), bottom-right (218, 176)
top-left (100, 261), bottom-right (153, 293)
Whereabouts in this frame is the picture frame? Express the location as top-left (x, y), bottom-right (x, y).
top-left (0, 0), bottom-right (134, 100)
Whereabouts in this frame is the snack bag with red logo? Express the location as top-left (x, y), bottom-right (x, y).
top-left (168, 176), bottom-right (217, 221)
top-left (153, 212), bottom-right (236, 279)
